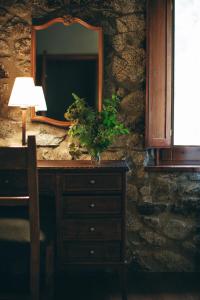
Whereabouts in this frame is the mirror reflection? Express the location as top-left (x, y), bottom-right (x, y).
top-left (31, 18), bottom-right (103, 127)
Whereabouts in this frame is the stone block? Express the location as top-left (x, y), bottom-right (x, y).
top-left (163, 219), bottom-right (193, 240)
top-left (137, 202), bottom-right (168, 215)
top-left (154, 250), bottom-right (194, 272)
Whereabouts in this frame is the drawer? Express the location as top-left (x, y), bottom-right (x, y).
top-left (0, 171), bottom-right (27, 195)
top-left (61, 219), bottom-right (121, 241)
top-left (62, 173), bottom-right (122, 192)
top-left (60, 242), bottom-right (121, 262)
top-left (38, 173), bottom-right (55, 193)
top-left (62, 195), bottom-right (121, 216)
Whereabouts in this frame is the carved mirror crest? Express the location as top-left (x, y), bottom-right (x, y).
top-left (31, 16), bottom-right (103, 127)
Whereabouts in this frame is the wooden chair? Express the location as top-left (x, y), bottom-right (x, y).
top-left (0, 136), bottom-right (54, 300)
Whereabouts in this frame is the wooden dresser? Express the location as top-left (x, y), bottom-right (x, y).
top-left (38, 160), bottom-right (128, 299)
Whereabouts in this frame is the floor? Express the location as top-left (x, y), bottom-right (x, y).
top-left (56, 271), bottom-right (200, 300)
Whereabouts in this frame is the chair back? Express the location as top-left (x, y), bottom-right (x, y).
top-left (0, 135), bottom-right (40, 299)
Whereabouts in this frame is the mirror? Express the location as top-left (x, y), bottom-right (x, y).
top-left (31, 16), bottom-right (103, 127)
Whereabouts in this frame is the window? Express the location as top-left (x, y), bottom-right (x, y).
top-left (174, 0), bottom-right (200, 145)
top-left (146, 0), bottom-right (200, 166)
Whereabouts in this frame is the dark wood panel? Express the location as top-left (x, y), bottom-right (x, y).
top-left (37, 160), bottom-right (128, 170)
top-left (160, 147), bottom-right (200, 165)
top-left (145, 165), bottom-right (200, 172)
top-left (37, 160), bottom-right (127, 299)
top-left (146, 0), bottom-right (172, 147)
top-left (0, 147), bottom-right (27, 169)
top-left (0, 171), bottom-right (27, 195)
top-left (62, 195), bottom-right (121, 216)
top-left (61, 219), bottom-right (121, 241)
top-left (38, 173), bottom-right (56, 193)
top-left (62, 173), bottom-right (122, 192)
top-left (61, 241), bottom-right (121, 262)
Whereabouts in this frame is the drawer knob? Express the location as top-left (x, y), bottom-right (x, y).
top-left (89, 203), bottom-right (95, 208)
top-left (4, 179), bottom-right (9, 184)
top-left (90, 179), bottom-right (96, 185)
top-left (90, 227), bottom-right (95, 232)
top-left (89, 250), bottom-right (95, 255)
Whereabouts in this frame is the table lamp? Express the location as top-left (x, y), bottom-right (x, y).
top-left (8, 77), bottom-right (36, 145)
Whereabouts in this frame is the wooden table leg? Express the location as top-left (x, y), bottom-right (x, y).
top-left (119, 262), bottom-right (128, 300)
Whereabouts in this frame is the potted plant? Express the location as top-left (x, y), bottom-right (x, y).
top-left (64, 93), bottom-right (129, 163)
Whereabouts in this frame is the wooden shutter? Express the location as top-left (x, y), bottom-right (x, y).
top-left (146, 0), bottom-right (172, 148)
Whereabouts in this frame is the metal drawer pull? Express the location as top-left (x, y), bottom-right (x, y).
top-left (90, 250), bottom-right (95, 255)
top-left (89, 203), bottom-right (95, 208)
top-left (90, 179), bottom-right (96, 184)
top-left (90, 227), bottom-right (95, 232)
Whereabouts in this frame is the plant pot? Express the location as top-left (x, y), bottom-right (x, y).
top-left (90, 152), bottom-right (101, 165)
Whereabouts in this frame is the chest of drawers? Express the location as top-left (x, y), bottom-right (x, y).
top-left (38, 160), bottom-right (128, 299)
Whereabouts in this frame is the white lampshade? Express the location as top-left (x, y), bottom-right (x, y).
top-left (34, 86), bottom-right (47, 112)
top-left (8, 77), bottom-right (36, 108)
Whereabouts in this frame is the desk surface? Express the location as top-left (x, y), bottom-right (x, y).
top-left (37, 160), bottom-right (128, 171)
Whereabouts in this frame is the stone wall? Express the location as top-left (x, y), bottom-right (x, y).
top-left (0, 0), bottom-right (200, 272)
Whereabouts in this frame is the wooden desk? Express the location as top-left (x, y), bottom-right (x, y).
top-left (38, 160), bottom-right (128, 299)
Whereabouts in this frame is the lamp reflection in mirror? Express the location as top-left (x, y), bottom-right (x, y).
top-left (35, 86), bottom-right (47, 112)
top-left (8, 77), bottom-right (37, 145)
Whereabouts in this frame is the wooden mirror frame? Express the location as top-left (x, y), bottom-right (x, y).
top-left (31, 16), bottom-right (103, 127)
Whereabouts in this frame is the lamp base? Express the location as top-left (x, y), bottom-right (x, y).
top-left (21, 108), bottom-right (27, 145)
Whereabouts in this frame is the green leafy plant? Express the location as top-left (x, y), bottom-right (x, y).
top-left (64, 93), bottom-right (129, 161)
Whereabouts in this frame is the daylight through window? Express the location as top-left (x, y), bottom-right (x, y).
top-left (174, 0), bottom-right (200, 145)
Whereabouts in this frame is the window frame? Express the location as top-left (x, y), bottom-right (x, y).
top-left (146, 0), bottom-right (200, 168)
